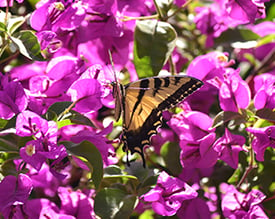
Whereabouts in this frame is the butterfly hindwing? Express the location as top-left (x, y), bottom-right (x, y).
top-left (117, 75), bottom-right (203, 166)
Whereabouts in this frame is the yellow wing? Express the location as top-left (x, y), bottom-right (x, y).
top-left (119, 75), bottom-right (203, 166)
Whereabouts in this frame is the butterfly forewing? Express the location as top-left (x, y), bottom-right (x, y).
top-left (117, 75), bottom-right (203, 167)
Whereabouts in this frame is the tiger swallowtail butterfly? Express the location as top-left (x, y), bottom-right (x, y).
top-left (113, 75), bottom-right (203, 167)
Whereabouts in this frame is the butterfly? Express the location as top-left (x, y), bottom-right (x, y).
top-left (113, 75), bottom-right (203, 167)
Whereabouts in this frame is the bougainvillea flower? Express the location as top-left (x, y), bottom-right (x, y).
top-left (180, 133), bottom-right (218, 169)
top-left (0, 0), bottom-right (23, 6)
top-left (186, 52), bottom-right (234, 113)
top-left (213, 128), bottom-right (247, 169)
top-left (235, 21), bottom-right (275, 63)
top-left (79, 64), bottom-right (116, 108)
top-left (246, 126), bottom-right (275, 161)
top-left (25, 163), bottom-right (61, 197)
top-left (46, 55), bottom-right (85, 81)
top-left (194, 6), bottom-right (226, 47)
top-left (70, 123), bottom-right (118, 167)
top-left (67, 78), bottom-right (102, 113)
top-left (187, 52), bottom-right (232, 82)
top-left (177, 198), bottom-right (211, 219)
top-left (23, 199), bottom-right (66, 218)
top-left (168, 111), bottom-right (215, 142)
top-left (141, 171), bottom-right (197, 216)
top-left (194, 3), bottom-right (243, 47)
top-left (58, 187), bottom-right (96, 218)
top-left (0, 74), bottom-right (27, 119)
top-left (151, 128), bottom-right (176, 154)
top-left (248, 21), bottom-right (275, 37)
top-left (218, 69), bottom-right (251, 112)
top-left (16, 110), bottom-right (58, 142)
top-left (36, 30), bottom-right (58, 51)
top-left (30, 0), bottom-right (87, 32)
top-left (20, 139), bottom-right (67, 171)
top-left (77, 29), bottom-right (133, 68)
top-left (224, 0), bottom-right (267, 23)
top-left (253, 73), bottom-right (275, 110)
top-left (222, 185), bottom-right (268, 218)
top-left (0, 174), bottom-right (32, 212)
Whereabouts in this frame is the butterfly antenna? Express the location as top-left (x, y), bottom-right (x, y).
top-left (108, 50), bottom-right (118, 84)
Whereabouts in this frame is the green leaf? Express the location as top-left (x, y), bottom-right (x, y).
top-left (0, 138), bottom-right (18, 152)
top-left (257, 34), bottom-right (275, 47)
top-left (215, 28), bottom-right (260, 46)
top-left (212, 111), bottom-right (246, 128)
top-left (124, 162), bottom-right (153, 183)
top-left (102, 165), bottom-right (138, 184)
top-left (160, 141), bottom-right (182, 175)
top-left (227, 167), bottom-right (242, 184)
top-left (46, 102), bottom-right (95, 127)
top-left (140, 210), bottom-right (154, 219)
top-left (94, 188), bottom-right (138, 219)
top-left (0, 118), bottom-right (8, 129)
top-left (265, 3), bottom-right (275, 21)
top-left (56, 119), bottom-right (73, 129)
top-left (0, 116), bottom-right (17, 131)
top-left (239, 28), bottom-right (261, 41)
top-left (65, 141), bottom-right (103, 190)
top-left (68, 110), bottom-right (96, 127)
top-left (104, 165), bottom-right (123, 175)
top-left (0, 21), bottom-right (7, 32)
top-left (155, 0), bottom-right (173, 17)
top-left (48, 101), bottom-right (73, 116)
top-left (133, 20), bottom-right (177, 78)
top-left (0, 158), bottom-right (18, 176)
top-left (256, 108), bottom-right (275, 122)
top-left (7, 16), bottom-right (25, 35)
top-left (11, 30), bottom-right (45, 61)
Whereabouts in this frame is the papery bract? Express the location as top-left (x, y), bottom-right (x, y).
top-left (77, 29), bottom-right (133, 68)
top-left (224, 0), bottom-right (267, 23)
top-left (46, 56), bottom-right (85, 80)
top-left (168, 111), bottom-right (215, 141)
top-left (36, 30), bottom-right (58, 51)
top-left (79, 64), bottom-right (115, 108)
top-left (58, 187), bottom-right (96, 218)
top-left (253, 73), bottom-right (275, 110)
top-left (177, 198), bottom-right (211, 219)
top-left (0, 74), bottom-right (27, 119)
top-left (0, 174), bottom-right (32, 213)
top-left (151, 128), bottom-right (176, 154)
top-left (246, 126), bottom-right (275, 161)
top-left (180, 133), bottom-right (218, 169)
top-left (16, 110), bottom-right (58, 142)
top-left (20, 139), bottom-right (67, 171)
top-left (248, 20), bottom-right (275, 37)
top-left (25, 163), bottom-right (62, 197)
top-left (62, 123), bottom-right (118, 167)
top-left (213, 128), bottom-right (247, 169)
top-left (141, 171), bottom-right (197, 216)
top-left (194, 3), bottom-right (243, 47)
top-left (30, 0), bottom-right (87, 32)
top-left (222, 185), bottom-right (268, 218)
top-left (235, 21), bottom-right (275, 64)
top-left (67, 78), bottom-right (102, 113)
top-left (23, 199), bottom-right (71, 219)
top-left (186, 52), bottom-right (234, 113)
top-left (219, 69), bottom-right (251, 112)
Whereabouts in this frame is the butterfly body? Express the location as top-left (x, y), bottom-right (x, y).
top-left (113, 75), bottom-right (203, 167)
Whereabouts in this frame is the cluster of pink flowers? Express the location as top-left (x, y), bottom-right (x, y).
top-left (0, 0), bottom-right (274, 218)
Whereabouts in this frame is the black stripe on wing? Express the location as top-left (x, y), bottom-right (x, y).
top-left (122, 76), bottom-right (203, 167)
